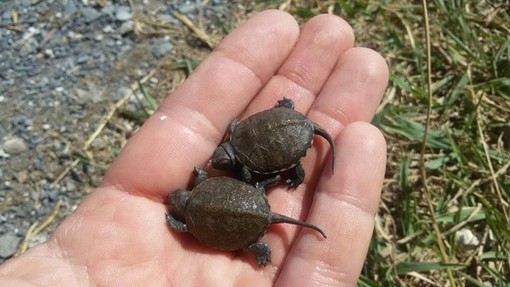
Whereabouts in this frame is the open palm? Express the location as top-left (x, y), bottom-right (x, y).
top-left (0, 10), bottom-right (388, 286)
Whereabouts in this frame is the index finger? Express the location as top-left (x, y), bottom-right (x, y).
top-left (101, 10), bottom-right (300, 200)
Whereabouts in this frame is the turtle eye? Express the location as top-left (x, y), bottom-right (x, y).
top-left (210, 146), bottom-right (233, 169)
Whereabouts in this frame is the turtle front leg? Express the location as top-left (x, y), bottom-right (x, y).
top-left (193, 167), bottom-right (208, 185)
top-left (166, 214), bottom-right (188, 232)
top-left (228, 119), bottom-right (240, 133)
top-left (246, 242), bottom-right (272, 266)
top-left (241, 166), bottom-right (253, 182)
top-left (276, 97), bottom-right (295, 109)
top-left (286, 164), bottom-right (305, 188)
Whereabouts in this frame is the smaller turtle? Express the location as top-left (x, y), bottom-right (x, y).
top-left (166, 167), bottom-right (326, 266)
top-left (210, 97), bottom-right (336, 188)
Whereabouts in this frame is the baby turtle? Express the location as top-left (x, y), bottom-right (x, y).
top-left (210, 97), bottom-right (336, 188)
top-left (166, 167), bottom-right (326, 266)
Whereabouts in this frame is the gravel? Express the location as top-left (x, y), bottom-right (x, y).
top-left (0, 0), bottom-right (237, 263)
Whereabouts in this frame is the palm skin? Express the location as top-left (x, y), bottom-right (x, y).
top-left (0, 10), bottom-right (388, 287)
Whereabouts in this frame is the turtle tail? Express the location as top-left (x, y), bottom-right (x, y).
top-left (270, 213), bottom-right (327, 239)
top-left (312, 123), bottom-right (336, 173)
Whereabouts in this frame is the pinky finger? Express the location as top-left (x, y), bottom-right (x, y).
top-left (277, 122), bottom-right (386, 286)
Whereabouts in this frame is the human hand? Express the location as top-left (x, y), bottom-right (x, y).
top-left (0, 10), bottom-right (388, 286)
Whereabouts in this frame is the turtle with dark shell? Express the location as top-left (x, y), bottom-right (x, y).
top-left (210, 97), bottom-right (336, 188)
top-left (166, 167), bottom-right (326, 266)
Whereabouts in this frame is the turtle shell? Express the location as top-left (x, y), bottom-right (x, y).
top-left (185, 176), bottom-right (272, 250)
top-left (230, 107), bottom-right (314, 173)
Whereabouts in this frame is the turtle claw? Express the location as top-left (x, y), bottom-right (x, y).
top-left (286, 178), bottom-right (301, 189)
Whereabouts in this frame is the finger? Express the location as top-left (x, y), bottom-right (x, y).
top-left (262, 48), bottom-right (388, 265)
top-left (242, 14), bottom-right (354, 117)
top-left (297, 47), bottom-right (390, 183)
top-left (308, 47), bottom-right (390, 128)
top-left (101, 10), bottom-right (300, 200)
top-left (277, 122), bottom-right (387, 286)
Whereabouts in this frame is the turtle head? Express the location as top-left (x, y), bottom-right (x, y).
top-left (210, 142), bottom-right (236, 170)
top-left (167, 189), bottom-right (190, 220)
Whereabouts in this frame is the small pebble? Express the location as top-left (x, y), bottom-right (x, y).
top-left (48, 189), bottom-right (60, 202)
top-left (455, 228), bottom-right (479, 249)
top-left (102, 25), bottom-right (114, 33)
top-left (82, 7), bottom-right (102, 23)
top-left (115, 6), bottom-right (132, 21)
top-left (151, 38), bottom-right (173, 59)
top-left (43, 49), bottom-right (55, 58)
top-left (119, 20), bottom-right (134, 35)
top-left (2, 137), bottom-right (28, 155)
top-left (0, 233), bottom-right (21, 258)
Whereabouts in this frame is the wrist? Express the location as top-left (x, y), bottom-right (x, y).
top-left (0, 240), bottom-right (89, 286)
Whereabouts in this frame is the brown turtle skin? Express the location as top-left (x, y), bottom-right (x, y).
top-left (210, 97), bottom-right (336, 188)
top-left (166, 168), bottom-right (326, 266)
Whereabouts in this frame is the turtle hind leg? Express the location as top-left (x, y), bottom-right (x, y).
top-left (255, 174), bottom-right (282, 193)
top-left (246, 242), bottom-right (272, 266)
top-left (276, 97), bottom-right (295, 109)
top-left (285, 164), bottom-right (305, 188)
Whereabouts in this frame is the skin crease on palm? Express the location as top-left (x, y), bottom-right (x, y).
top-left (0, 10), bottom-right (388, 287)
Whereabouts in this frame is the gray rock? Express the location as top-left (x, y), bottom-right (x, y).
top-left (151, 38), bottom-right (173, 59)
top-left (43, 49), bottom-right (55, 58)
top-left (179, 3), bottom-right (197, 15)
top-left (63, 0), bottom-right (78, 17)
top-left (48, 189), bottom-right (60, 202)
top-left (119, 20), bottom-right (134, 35)
top-left (66, 181), bottom-right (76, 192)
top-left (101, 4), bottom-right (115, 16)
top-left (0, 123), bottom-right (6, 139)
top-left (12, 115), bottom-right (33, 131)
top-left (102, 25), bottom-right (114, 33)
top-left (19, 37), bottom-right (39, 56)
top-left (1, 10), bottom-right (11, 21)
top-left (2, 137), bottom-right (28, 155)
top-left (159, 14), bottom-right (178, 24)
top-left (0, 233), bottom-right (21, 258)
top-left (21, 0), bottom-right (32, 7)
top-left (75, 55), bottom-right (90, 64)
top-left (115, 6), bottom-right (132, 21)
top-left (82, 7), bottom-right (102, 23)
